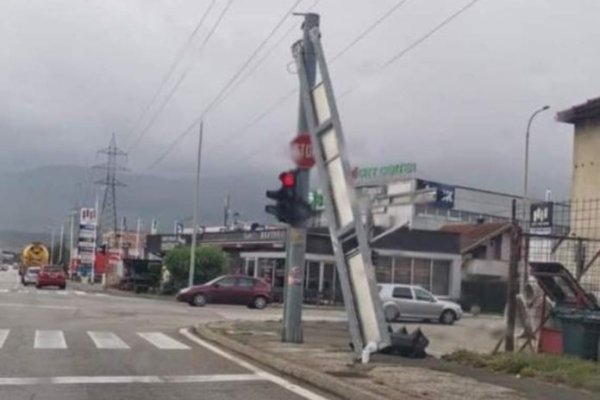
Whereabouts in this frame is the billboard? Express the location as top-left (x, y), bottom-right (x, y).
top-left (530, 202), bottom-right (553, 228)
top-left (416, 179), bottom-right (455, 209)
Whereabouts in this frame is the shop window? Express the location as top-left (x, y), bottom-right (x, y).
top-left (305, 261), bottom-right (320, 291)
top-left (393, 257), bottom-right (411, 284)
top-left (432, 260), bottom-right (451, 296)
top-left (322, 263), bottom-right (335, 295)
top-left (413, 258), bottom-right (431, 291)
top-left (246, 259), bottom-right (255, 277)
top-left (374, 255), bottom-right (393, 283)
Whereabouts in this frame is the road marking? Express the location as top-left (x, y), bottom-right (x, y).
top-left (0, 374), bottom-right (264, 386)
top-left (54, 291), bottom-right (68, 295)
top-left (0, 289), bottom-right (8, 293)
top-left (0, 330), bottom-right (9, 348)
top-left (17, 289), bottom-right (29, 293)
top-left (137, 332), bottom-right (190, 350)
top-left (180, 328), bottom-right (329, 400)
top-left (88, 331), bottom-right (130, 349)
top-left (0, 302), bottom-right (76, 310)
top-left (74, 290), bottom-right (86, 296)
top-left (34, 330), bottom-right (67, 349)
top-left (94, 293), bottom-right (108, 297)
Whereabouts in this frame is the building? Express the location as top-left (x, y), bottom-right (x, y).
top-left (146, 226), bottom-right (463, 302)
top-left (440, 222), bottom-right (513, 312)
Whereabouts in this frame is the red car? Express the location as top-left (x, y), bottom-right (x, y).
top-left (176, 275), bottom-right (273, 309)
top-left (37, 265), bottom-right (66, 289)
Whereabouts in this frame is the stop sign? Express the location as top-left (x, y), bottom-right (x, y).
top-left (290, 133), bottom-right (315, 169)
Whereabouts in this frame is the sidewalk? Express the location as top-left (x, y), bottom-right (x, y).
top-left (195, 320), bottom-right (597, 400)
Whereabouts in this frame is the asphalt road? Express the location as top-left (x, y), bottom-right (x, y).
top-left (0, 269), bottom-right (335, 400)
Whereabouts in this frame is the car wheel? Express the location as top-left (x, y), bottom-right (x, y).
top-left (252, 296), bottom-right (268, 310)
top-left (60, 285), bottom-right (66, 290)
top-left (384, 305), bottom-right (399, 322)
top-left (190, 293), bottom-right (207, 307)
top-left (440, 310), bottom-right (456, 325)
top-left (36, 284), bottom-right (41, 289)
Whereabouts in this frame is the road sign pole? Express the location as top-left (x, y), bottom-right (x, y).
top-left (281, 12), bottom-right (319, 343)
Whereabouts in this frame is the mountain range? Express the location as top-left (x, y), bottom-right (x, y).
top-left (0, 165), bottom-right (273, 250)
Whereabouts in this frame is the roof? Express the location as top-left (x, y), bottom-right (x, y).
top-left (371, 226), bottom-right (460, 254)
top-left (556, 97), bottom-right (600, 124)
top-left (439, 222), bottom-right (512, 253)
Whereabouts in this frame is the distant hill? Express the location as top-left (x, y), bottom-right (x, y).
top-left (0, 165), bottom-right (274, 237)
top-left (0, 230), bottom-right (49, 252)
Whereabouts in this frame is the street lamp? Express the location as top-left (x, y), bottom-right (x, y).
top-left (522, 105), bottom-right (550, 227)
top-left (521, 104), bottom-right (550, 292)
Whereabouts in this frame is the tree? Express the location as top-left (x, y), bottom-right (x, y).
top-left (164, 246), bottom-right (229, 287)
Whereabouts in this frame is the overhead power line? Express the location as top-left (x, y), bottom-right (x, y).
top-left (143, 0), bottom-right (303, 171)
top-left (228, 0), bottom-right (410, 143)
top-left (382, 0), bottom-right (482, 68)
top-left (127, 0), bottom-right (235, 152)
top-left (124, 0), bottom-right (217, 143)
top-left (231, 0), bottom-right (481, 146)
top-left (330, 0), bottom-right (410, 62)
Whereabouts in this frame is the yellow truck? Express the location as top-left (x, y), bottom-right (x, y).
top-left (20, 242), bottom-right (50, 283)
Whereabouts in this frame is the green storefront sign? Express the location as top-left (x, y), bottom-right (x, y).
top-left (351, 162), bottom-right (417, 181)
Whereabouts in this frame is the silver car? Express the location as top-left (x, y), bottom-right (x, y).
top-left (22, 267), bottom-right (40, 286)
top-left (378, 284), bottom-right (463, 325)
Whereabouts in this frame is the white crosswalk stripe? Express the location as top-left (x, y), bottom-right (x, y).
top-left (34, 330), bottom-right (67, 349)
top-left (137, 332), bottom-right (190, 350)
top-left (74, 290), bottom-right (86, 296)
top-left (0, 289), bottom-right (8, 293)
top-left (0, 330), bottom-right (9, 348)
top-left (87, 331), bottom-right (130, 349)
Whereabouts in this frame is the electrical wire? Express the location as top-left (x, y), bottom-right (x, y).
top-left (124, 0), bottom-right (217, 143)
top-left (330, 0), bottom-right (410, 62)
top-left (143, 0), bottom-right (304, 171)
top-left (227, 0), bottom-right (410, 144)
top-left (382, 0), bottom-right (482, 68)
top-left (127, 0), bottom-right (235, 152)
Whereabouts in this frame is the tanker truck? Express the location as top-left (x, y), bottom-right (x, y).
top-left (20, 242), bottom-right (50, 284)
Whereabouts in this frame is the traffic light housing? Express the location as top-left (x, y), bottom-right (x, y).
top-left (265, 170), bottom-right (312, 225)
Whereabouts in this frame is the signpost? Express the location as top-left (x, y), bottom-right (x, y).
top-left (78, 207), bottom-right (97, 280)
top-left (290, 133), bottom-right (315, 169)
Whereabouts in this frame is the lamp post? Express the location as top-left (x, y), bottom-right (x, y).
top-left (522, 104), bottom-right (550, 290)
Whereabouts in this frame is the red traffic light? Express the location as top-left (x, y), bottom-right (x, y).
top-left (279, 171), bottom-right (295, 188)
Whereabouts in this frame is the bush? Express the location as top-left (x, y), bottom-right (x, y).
top-left (164, 246), bottom-right (229, 288)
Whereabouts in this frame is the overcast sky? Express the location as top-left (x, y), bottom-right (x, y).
top-left (2, 0), bottom-right (600, 200)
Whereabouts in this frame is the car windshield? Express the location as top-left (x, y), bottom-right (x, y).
top-left (27, 268), bottom-right (40, 274)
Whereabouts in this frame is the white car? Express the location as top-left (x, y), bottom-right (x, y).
top-left (378, 284), bottom-right (463, 325)
top-left (22, 267), bottom-right (40, 285)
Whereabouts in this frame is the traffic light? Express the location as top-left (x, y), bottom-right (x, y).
top-left (265, 170), bottom-right (312, 225)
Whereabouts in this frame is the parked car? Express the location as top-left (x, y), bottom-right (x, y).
top-left (36, 265), bottom-right (66, 289)
top-left (378, 284), bottom-right (463, 325)
top-left (22, 267), bottom-right (40, 285)
top-left (176, 275), bottom-right (273, 309)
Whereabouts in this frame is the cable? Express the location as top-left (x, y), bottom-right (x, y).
top-left (382, 0), bottom-right (482, 68)
top-left (227, 0), bottom-right (409, 144)
top-left (143, 0), bottom-right (304, 171)
top-left (128, 0), bottom-right (235, 152)
top-left (330, 0), bottom-right (410, 62)
top-left (124, 0), bottom-right (217, 143)
top-left (212, 0), bottom-right (320, 112)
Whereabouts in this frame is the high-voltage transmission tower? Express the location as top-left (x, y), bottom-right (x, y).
top-left (94, 134), bottom-right (127, 239)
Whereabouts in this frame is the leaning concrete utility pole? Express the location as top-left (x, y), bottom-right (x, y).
top-left (281, 13), bottom-right (319, 344)
top-left (293, 24), bottom-right (391, 358)
top-left (189, 121), bottom-right (204, 288)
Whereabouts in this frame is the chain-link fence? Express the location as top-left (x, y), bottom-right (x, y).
top-left (525, 199), bottom-right (600, 296)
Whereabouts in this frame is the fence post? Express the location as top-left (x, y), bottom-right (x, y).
top-left (505, 199), bottom-right (520, 352)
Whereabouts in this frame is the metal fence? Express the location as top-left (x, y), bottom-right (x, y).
top-left (524, 199), bottom-right (600, 295)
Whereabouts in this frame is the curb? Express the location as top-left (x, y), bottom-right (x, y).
top-left (194, 324), bottom-right (389, 400)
